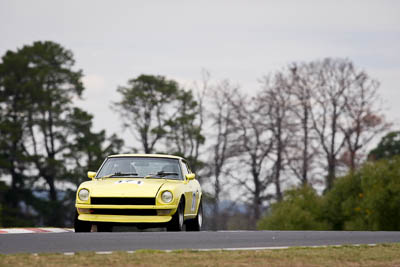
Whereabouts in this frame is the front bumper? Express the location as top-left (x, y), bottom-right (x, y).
top-left (75, 203), bottom-right (177, 223)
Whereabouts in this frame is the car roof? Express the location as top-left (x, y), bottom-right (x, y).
top-left (108, 154), bottom-right (184, 160)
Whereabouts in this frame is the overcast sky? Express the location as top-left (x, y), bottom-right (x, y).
top-left (1, 0), bottom-right (399, 147)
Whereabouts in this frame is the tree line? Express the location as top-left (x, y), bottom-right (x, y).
top-left (258, 142), bottom-right (400, 231)
top-left (202, 60), bottom-right (389, 228)
top-left (0, 41), bottom-right (391, 229)
top-left (0, 41), bottom-right (123, 226)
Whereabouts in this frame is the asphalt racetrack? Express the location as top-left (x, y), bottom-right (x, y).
top-left (1, 231), bottom-right (400, 254)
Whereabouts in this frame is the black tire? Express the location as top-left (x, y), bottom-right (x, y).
top-left (97, 223), bottom-right (113, 232)
top-left (167, 198), bottom-right (185, 232)
top-left (74, 212), bottom-right (92, 232)
top-left (185, 200), bottom-right (203, 231)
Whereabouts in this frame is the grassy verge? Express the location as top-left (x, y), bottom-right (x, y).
top-left (1, 244), bottom-right (399, 267)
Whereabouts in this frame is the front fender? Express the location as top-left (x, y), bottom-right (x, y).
top-left (157, 181), bottom-right (186, 212)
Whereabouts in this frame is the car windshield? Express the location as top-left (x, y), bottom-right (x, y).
top-left (96, 157), bottom-right (183, 180)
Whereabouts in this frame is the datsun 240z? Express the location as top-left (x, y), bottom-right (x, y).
top-left (74, 154), bottom-right (203, 232)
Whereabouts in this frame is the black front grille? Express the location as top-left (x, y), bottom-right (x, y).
top-left (90, 209), bottom-right (157, 216)
top-left (91, 197), bottom-right (155, 205)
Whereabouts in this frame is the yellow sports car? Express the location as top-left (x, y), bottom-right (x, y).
top-left (74, 154), bottom-right (203, 232)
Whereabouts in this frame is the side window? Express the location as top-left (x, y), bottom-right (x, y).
top-left (181, 161), bottom-right (190, 177)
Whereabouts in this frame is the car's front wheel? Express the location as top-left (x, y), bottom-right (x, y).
top-left (74, 212), bottom-right (92, 232)
top-left (166, 198), bottom-right (184, 232)
top-left (185, 200), bottom-right (203, 231)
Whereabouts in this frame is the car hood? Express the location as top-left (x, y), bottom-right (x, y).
top-left (82, 178), bottom-right (167, 198)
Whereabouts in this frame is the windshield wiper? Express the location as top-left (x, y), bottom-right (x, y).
top-left (101, 172), bottom-right (138, 178)
top-left (157, 171), bottom-right (179, 177)
top-left (144, 171), bottom-right (179, 179)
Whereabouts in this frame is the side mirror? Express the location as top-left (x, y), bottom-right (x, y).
top-left (87, 171), bottom-right (97, 179)
top-left (185, 173), bottom-right (196, 180)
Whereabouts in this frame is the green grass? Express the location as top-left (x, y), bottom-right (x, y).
top-left (1, 244), bottom-right (400, 267)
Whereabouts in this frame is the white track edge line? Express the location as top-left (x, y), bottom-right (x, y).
top-left (95, 251), bottom-right (113, 255)
top-left (29, 243), bottom-right (380, 256)
top-left (63, 252), bottom-right (75, 256)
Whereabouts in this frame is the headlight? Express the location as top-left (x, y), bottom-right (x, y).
top-left (78, 189), bottom-right (90, 201)
top-left (161, 191), bottom-right (173, 203)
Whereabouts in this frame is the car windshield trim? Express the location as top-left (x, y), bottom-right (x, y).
top-left (96, 157), bottom-right (183, 180)
top-left (144, 171), bottom-right (180, 179)
top-left (100, 172), bottom-right (139, 178)
top-left (143, 175), bottom-right (165, 179)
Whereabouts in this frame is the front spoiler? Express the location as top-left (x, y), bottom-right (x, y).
top-left (78, 214), bottom-right (173, 223)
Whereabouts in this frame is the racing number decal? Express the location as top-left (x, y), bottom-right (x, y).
top-left (191, 191), bottom-right (197, 212)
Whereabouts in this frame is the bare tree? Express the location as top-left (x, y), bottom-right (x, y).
top-left (259, 73), bottom-right (295, 201)
top-left (206, 79), bottom-right (239, 229)
top-left (229, 90), bottom-right (274, 226)
top-left (302, 58), bottom-right (391, 190)
top-left (307, 58), bottom-right (353, 190)
top-left (340, 70), bottom-right (391, 170)
top-left (257, 59), bottom-right (390, 192)
top-left (285, 64), bottom-right (321, 186)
